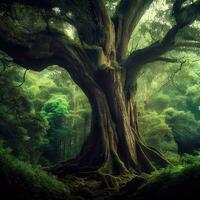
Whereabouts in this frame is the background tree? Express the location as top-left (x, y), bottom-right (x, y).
top-left (0, 67), bottom-right (49, 164)
top-left (0, 0), bottom-right (200, 175)
top-left (137, 57), bottom-right (200, 156)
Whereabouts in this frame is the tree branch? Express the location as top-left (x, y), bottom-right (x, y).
top-left (73, 0), bottom-right (115, 57)
top-left (113, 0), bottom-right (153, 62)
top-left (123, 0), bottom-right (200, 99)
top-left (172, 0), bottom-right (200, 27)
top-left (1, 0), bottom-right (115, 57)
top-left (175, 41), bottom-right (200, 49)
top-left (14, 68), bottom-right (29, 87)
top-left (154, 57), bottom-right (181, 63)
top-left (0, 18), bottom-right (105, 102)
top-left (124, 25), bottom-right (180, 75)
top-left (89, 0), bottom-right (115, 55)
top-left (0, 20), bottom-right (95, 75)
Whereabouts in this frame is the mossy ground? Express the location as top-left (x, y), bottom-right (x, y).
top-left (1, 148), bottom-right (200, 200)
top-left (0, 148), bottom-right (70, 200)
top-left (110, 156), bottom-right (200, 200)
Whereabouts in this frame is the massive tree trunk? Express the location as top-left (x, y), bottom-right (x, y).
top-left (52, 67), bottom-right (169, 176)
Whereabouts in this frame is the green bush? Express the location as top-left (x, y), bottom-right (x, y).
top-left (164, 108), bottom-right (200, 154)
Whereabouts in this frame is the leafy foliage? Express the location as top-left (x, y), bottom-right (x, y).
top-left (137, 51), bottom-right (200, 159)
top-left (0, 65), bottom-right (91, 165)
top-left (139, 111), bottom-right (178, 161)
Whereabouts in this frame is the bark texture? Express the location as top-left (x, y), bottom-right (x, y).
top-left (51, 67), bottom-right (169, 176)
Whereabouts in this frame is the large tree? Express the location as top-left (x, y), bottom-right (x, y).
top-left (0, 0), bottom-right (200, 175)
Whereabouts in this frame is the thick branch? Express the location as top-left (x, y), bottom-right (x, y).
top-left (113, 0), bottom-right (153, 62)
top-left (172, 0), bottom-right (200, 27)
top-left (0, 20), bottom-right (94, 76)
top-left (90, 0), bottom-right (115, 55)
top-left (75, 0), bottom-right (115, 57)
top-left (123, 25), bottom-right (187, 99)
top-left (1, 0), bottom-right (115, 57)
top-left (123, 0), bottom-right (200, 99)
top-left (124, 25), bottom-right (180, 75)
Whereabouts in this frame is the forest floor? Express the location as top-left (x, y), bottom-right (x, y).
top-left (59, 164), bottom-right (200, 200)
top-left (1, 150), bottom-right (200, 200)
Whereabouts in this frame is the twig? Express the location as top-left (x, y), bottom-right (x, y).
top-left (14, 68), bottom-right (29, 87)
